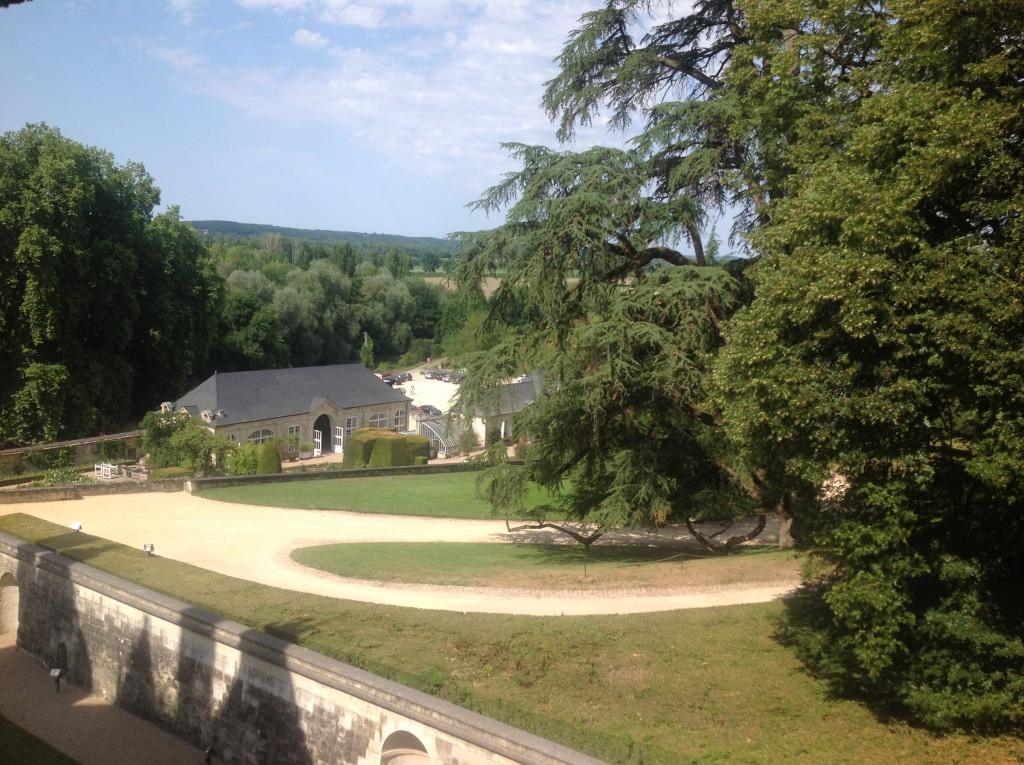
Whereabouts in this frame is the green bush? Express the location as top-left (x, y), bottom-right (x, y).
top-left (32, 466), bottom-right (91, 486)
top-left (414, 455), bottom-right (428, 466)
top-left (257, 441), bottom-right (282, 474)
top-left (227, 443), bottom-right (260, 476)
top-left (341, 428), bottom-right (381, 468)
top-left (343, 429), bottom-right (429, 468)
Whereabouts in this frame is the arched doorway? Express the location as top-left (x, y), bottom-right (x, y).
top-left (380, 731), bottom-right (430, 764)
top-left (0, 571), bottom-right (19, 636)
top-left (313, 414), bottom-right (332, 457)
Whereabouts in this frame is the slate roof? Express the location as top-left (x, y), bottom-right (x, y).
top-left (170, 365), bottom-right (410, 428)
top-left (475, 379), bottom-right (539, 418)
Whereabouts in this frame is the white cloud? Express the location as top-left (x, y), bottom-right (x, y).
top-left (235, 0), bottom-right (309, 11)
top-left (150, 45), bottom-right (206, 71)
top-left (168, 0), bottom-right (207, 25)
top-left (156, 1), bottom-right (610, 215)
top-left (292, 28), bottom-right (331, 50)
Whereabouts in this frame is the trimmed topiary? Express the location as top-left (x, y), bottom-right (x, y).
top-left (257, 441), bottom-right (282, 474)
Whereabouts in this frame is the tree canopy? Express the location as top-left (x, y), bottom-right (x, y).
top-left (455, 0), bottom-right (1024, 731)
top-left (0, 124), bottom-right (221, 446)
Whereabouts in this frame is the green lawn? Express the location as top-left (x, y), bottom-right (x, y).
top-left (2, 513), bottom-right (1021, 765)
top-left (198, 472), bottom-right (555, 519)
top-left (0, 713), bottom-right (76, 765)
top-left (291, 541), bottom-right (802, 590)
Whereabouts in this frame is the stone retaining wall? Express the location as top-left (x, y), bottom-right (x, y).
top-left (0, 478), bottom-right (186, 504)
top-left (0, 532), bottom-right (605, 765)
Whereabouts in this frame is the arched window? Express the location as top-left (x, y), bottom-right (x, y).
top-left (247, 428), bottom-right (275, 444)
top-left (393, 408), bottom-right (407, 431)
top-left (369, 412), bottom-right (389, 429)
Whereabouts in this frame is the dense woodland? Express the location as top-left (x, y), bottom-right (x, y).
top-left (1, 0), bottom-right (1021, 740)
top-left (0, 124), bottom-right (489, 446)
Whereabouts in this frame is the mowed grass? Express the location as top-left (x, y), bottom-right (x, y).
top-left (0, 713), bottom-right (77, 765)
top-left (198, 472), bottom-right (554, 520)
top-left (2, 513), bottom-right (1021, 765)
top-left (292, 542), bottom-right (802, 590)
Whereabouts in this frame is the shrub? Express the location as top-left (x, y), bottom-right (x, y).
top-left (343, 428), bottom-right (429, 468)
top-left (227, 443), bottom-right (260, 476)
top-left (341, 428), bottom-right (381, 468)
top-left (257, 442), bottom-right (282, 474)
top-left (33, 466), bottom-right (91, 486)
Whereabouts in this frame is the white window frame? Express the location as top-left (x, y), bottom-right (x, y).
top-left (369, 411), bottom-right (389, 429)
top-left (393, 408), bottom-right (407, 431)
top-left (344, 415), bottom-right (359, 439)
top-left (247, 428), bottom-right (275, 445)
top-left (334, 426), bottom-right (345, 451)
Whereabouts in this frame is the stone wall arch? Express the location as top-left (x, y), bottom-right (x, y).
top-left (380, 730), bottom-right (431, 764)
top-left (0, 570), bottom-right (19, 635)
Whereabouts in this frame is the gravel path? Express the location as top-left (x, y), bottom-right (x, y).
top-left (0, 490), bottom-right (796, 763)
top-left (0, 492), bottom-right (797, 615)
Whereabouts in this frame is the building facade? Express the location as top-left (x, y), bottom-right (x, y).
top-left (166, 365), bottom-right (411, 457)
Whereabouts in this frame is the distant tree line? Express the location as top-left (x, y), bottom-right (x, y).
top-left (0, 124), bottom-right (492, 449)
top-left (189, 219), bottom-right (458, 252)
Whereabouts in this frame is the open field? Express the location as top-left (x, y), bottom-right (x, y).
top-left (423, 274), bottom-right (502, 296)
top-left (2, 512), bottom-right (1021, 765)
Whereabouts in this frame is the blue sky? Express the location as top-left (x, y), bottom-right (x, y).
top-left (1, 0), bottom-right (617, 238)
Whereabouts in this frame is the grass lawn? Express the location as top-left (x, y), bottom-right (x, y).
top-left (292, 542), bottom-right (802, 590)
top-left (2, 513), bottom-right (1021, 765)
top-left (0, 713), bottom-right (77, 765)
top-left (198, 471), bottom-right (556, 519)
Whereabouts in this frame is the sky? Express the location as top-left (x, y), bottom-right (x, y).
top-left (0, 0), bottom-right (620, 238)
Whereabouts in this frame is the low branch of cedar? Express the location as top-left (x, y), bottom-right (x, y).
top-left (678, 400), bottom-right (721, 428)
top-left (686, 514), bottom-right (767, 555)
top-left (600, 242), bottom-right (698, 283)
top-left (654, 55), bottom-right (725, 91)
top-left (506, 516), bottom-right (604, 546)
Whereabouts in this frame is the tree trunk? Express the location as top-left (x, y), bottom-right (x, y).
top-left (777, 494), bottom-right (795, 550)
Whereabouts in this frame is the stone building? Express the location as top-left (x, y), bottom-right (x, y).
top-left (166, 364), bottom-right (410, 457)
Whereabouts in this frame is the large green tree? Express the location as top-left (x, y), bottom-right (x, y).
top-left (457, 0), bottom-right (1023, 731)
top-left (712, 0), bottom-right (1024, 731)
top-left (0, 124), bottom-right (222, 445)
top-left (453, 1), bottom-right (776, 549)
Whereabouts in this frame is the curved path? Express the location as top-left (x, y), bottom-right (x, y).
top-left (0, 492), bottom-right (797, 615)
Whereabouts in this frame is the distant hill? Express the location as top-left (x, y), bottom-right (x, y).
top-left (187, 220), bottom-right (457, 250)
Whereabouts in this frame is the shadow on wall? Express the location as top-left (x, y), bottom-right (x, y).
top-left (176, 609), bottom-right (318, 765)
top-left (118, 616), bottom-right (161, 724)
top-left (15, 541), bottom-right (94, 693)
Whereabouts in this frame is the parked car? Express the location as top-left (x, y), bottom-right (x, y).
top-left (419, 404), bottom-right (443, 416)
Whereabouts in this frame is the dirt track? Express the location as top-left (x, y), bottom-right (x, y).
top-left (0, 492), bottom-right (797, 616)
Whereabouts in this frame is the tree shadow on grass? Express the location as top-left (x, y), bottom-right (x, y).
top-left (34, 532), bottom-right (123, 565)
